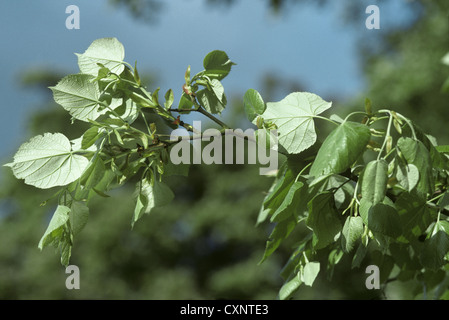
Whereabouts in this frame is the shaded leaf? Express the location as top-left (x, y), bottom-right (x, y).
top-left (420, 221), bottom-right (449, 270)
top-left (396, 162), bottom-right (419, 192)
top-left (260, 216), bottom-right (296, 264)
top-left (270, 181), bottom-right (304, 223)
top-left (132, 179), bottom-right (175, 227)
top-left (359, 199), bottom-right (402, 238)
top-left (307, 192), bottom-right (342, 249)
top-left (69, 201), bottom-right (89, 236)
top-left (361, 159), bottom-right (388, 205)
top-left (310, 121), bottom-right (371, 177)
top-left (397, 137), bottom-right (434, 194)
top-left (396, 191), bottom-right (433, 242)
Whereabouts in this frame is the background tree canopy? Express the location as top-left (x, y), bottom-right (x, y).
top-left (1, 0), bottom-right (449, 299)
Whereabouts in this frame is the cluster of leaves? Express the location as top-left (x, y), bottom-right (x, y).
top-left (254, 93), bottom-right (449, 299)
top-left (5, 38), bottom-right (449, 299)
top-left (4, 38), bottom-right (235, 266)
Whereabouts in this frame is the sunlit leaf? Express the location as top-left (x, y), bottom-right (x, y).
top-left (302, 261), bottom-right (320, 287)
top-left (243, 89), bottom-right (265, 122)
top-left (5, 133), bottom-right (89, 189)
top-left (76, 37), bottom-right (125, 76)
top-left (38, 205), bottom-right (71, 250)
top-left (341, 216), bottom-right (364, 253)
top-left (256, 92), bottom-right (332, 154)
top-left (50, 74), bottom-right (106, 122)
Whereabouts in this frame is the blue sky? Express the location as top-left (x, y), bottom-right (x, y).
top-left (0, 0), bottom-right (415, 162)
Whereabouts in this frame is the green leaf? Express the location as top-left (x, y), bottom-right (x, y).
top-left (111, 99), bottom-right (139, 124)
top-left (397, 137), bottom-right (434, 194)
top-left (437, 191), bottom-right (449, 211)
top-left (50, 74), bottom-right (105, 122)
top-left (395, 191), bottom-right (432, 242)
top-left (365, 98), bottom-right (373, 115)
top-left (4, 133), bottom-right (89, 189)
top-left (132, 179), bottom-right (175, 227)
top-left (178, 92), bottom-right (195, 112)
top-left (341, 216), bottom-right (364, 253)
top-left (69, 201), bottom-right (89, 236)
top-left (278, 272), bottom-right (302, 300)
top-left (255, 92), bottom-right (332, 154)
top-left (279, 240), bottom-right (309, 280)
top-left (310, 121), bottom-right (371, 177)
top-left (79, 156), bottom-right (110, 197)
top-left (396, 163), bottom-right (419, 192)
top-left (133, 192), bottom-right (148, 227)
top-left (185, 65), bottom-right (191, 86)
top-left (351, 242), bottom-right (369, 269)
top-left (163, 146), bottom-right (190, 177)
top-left (306, 192), bottom-right (342, 249)
top-left (270, 181), bottom-right (304, 223)
top-left (263, 169), bottom-right (295, 212)
top-left (435, 145), bottom-right (449, 153)
top-left (209, 79), bottom-right (225, 103)
top-left (75, 37), bottom-right (125, 76)
top-left (361, 159), bottom-right (388, 205)
top-left (152, 87), bottom-right (160, 106)
top-left (164, 89), bottom-right (174, 110)
top-left (196, 88), bottom-right (227, 114)
top-left (92, 66), bottom-right (110, 82)
top-left (260, 216), bottom-right (296, 264)
top-left (359, 199), bottom-right (402, 238)
top-left (59, 232), bottom-right (73, 267)
top-left (38, 205), bottom-right (71, 250)
top-left (201, 50), bottom-right (235, 80)
top-left (81, 126), bottom-right (101, 150)
top-left (302, 261), bottom-right (320, 287)
top-left (327, 248), bottom-right (344, 279)
top-left (243, 89), bottom-right (266, 122)
top-left (420, 221), bottom-right (449, 270)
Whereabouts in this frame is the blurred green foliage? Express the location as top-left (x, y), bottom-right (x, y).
top-left (350, 1), bottom-right (449, 145)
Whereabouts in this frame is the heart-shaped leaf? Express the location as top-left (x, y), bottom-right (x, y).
top-left (255, 92), bottom-right (332, 154)
top-left (361, 159), bottom-right (388, 205)
top-left (243, 89), bottom-right (265, 122)
top-left (50, 74), bottom-right (105, 122)
top-left (75, 37), bottom-right (125, 76)
top-left (5, 133), bottom-right (89, 189)
top-left (310, 121), bottom-right (371, 177)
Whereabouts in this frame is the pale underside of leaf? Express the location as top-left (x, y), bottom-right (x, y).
top-left (5, 133), bottom-right (89, 189)
top-left (258, 92), bottom-right (332, 154)
top-left (50, 74), bottom-right (106, 122)
top-left (38, 205), bottom-right (71, 250)
top-left (76, 37), bottom-right (125, 76)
